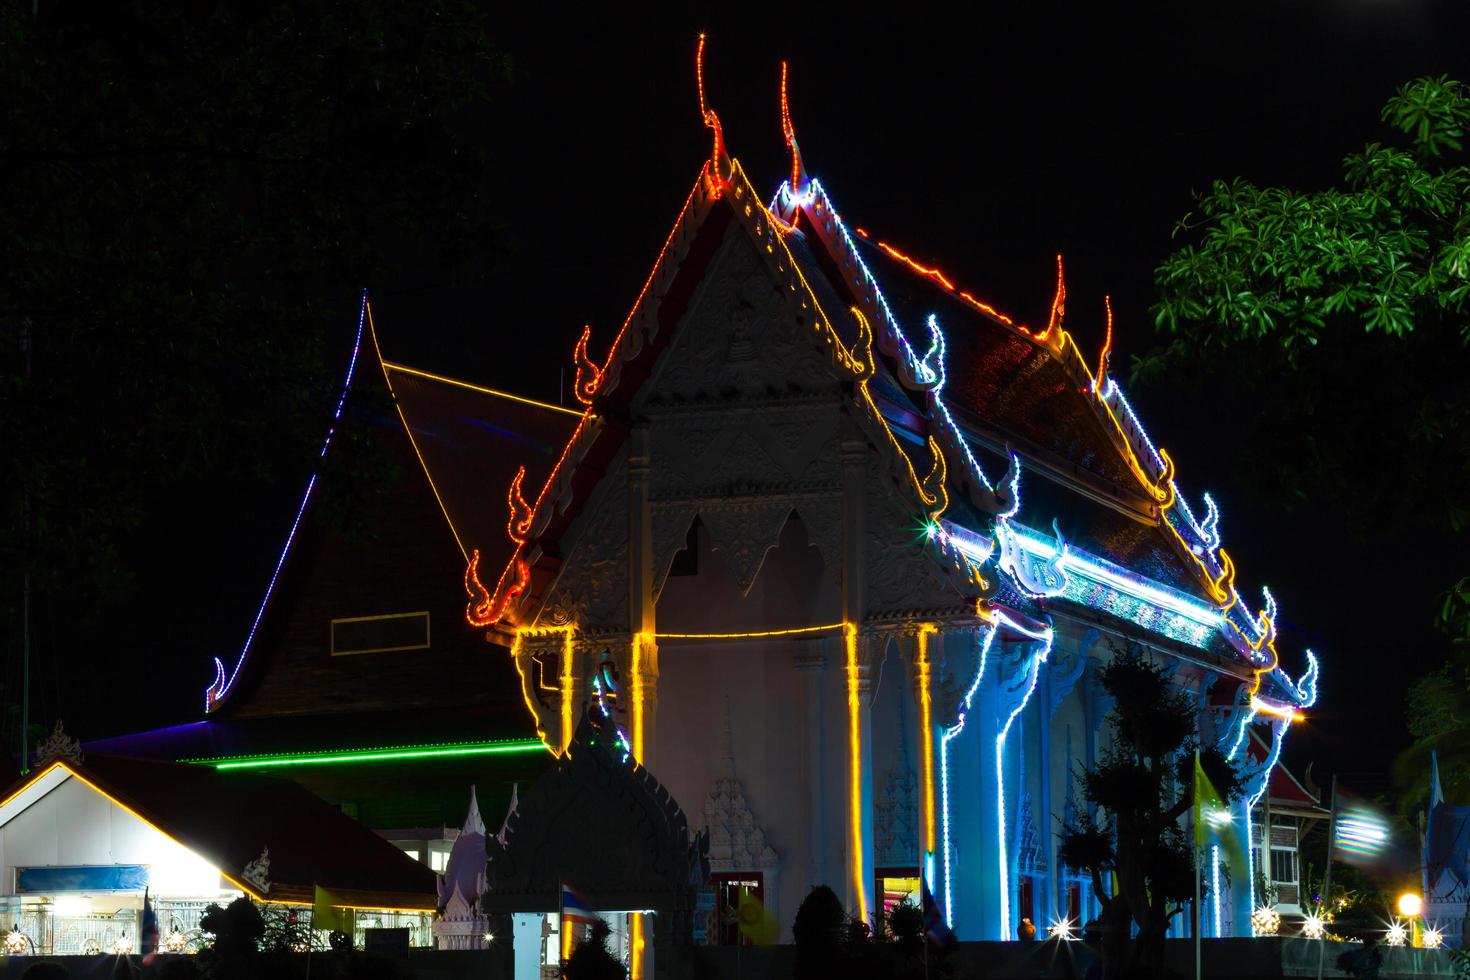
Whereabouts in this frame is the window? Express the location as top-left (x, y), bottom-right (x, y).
top-left (428, 841), bottom-right (453, 873)
top-left (1269, 847), bottom-right (1297, 884)
top-left (330, 611), bottom-right (430, 656)
top-left (1067, 882), bottom-right (1082, 926)
top-left (710, 874), bottom-right (762, 945)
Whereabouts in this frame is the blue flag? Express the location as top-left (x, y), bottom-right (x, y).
top-left (141, 887), bottom-right (159, 956)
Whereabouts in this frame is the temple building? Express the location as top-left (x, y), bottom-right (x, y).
top-left (1424, 753), bottom-right (1469, 947)
top-left (451, 46), bottom-right (1320, 962)
top-left (77, 48), bottom-right (1323, 971)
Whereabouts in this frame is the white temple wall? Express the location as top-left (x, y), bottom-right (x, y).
top-left (654, 511), bottom-right (847, 941)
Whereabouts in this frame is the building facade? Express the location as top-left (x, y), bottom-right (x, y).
top-left (458, 74), bottom-right (1322, 954)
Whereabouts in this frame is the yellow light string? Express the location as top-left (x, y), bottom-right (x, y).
top-left (845, 623), bottom-right (869, 925)
top-left (916, 624), bottom-right (939, 855)
top-left (652, 622), bottom-right (846, 640)
top-left (380, 361), bottom-right (582, 417)
top-left (368, 304), bottom-right (468, 559)
top-left (509, 625), bottom-right (577, 756)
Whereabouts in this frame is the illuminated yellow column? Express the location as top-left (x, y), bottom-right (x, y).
top-left (840, 438), bottom-right (873, 923)
top-left (843, 627), bottom-right (877, 925)
top-left (912, 624), bottom-right (940, 884)
top-left (627, 425), bottom-right (657, 979)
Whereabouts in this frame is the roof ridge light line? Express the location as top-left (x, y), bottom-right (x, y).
top-left (192, 740), bottom-right (550, 770)
top-left (206, 291), bottom-right (368, 713)
top-left (381, 361), bottom-right (584, 417)
top-left (652, 623), bottom-right (847, 640)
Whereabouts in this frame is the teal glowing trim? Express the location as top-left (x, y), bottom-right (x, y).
top-left (185, 739), bottom-right (550, 770)
top-left (941, 519), bottom-right (1221, 649)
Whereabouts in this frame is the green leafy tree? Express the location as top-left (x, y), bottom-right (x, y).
top-left (1142, 75), bottom-right (1470, 813)
top-left (1058, 647), bottom-right (1244, 979)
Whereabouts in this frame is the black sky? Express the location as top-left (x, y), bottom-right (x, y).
top-left (59, 3), bottom-right (1470, 792)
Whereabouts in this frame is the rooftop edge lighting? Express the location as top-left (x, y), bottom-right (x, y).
top-left (184, 739), bottom-right (549, 770)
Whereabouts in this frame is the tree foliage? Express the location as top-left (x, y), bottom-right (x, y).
top-left (1143, 76), bottom-right (1470, 534)
top-left (1058, 647), bottom-right (1243, 979)
top-left (1141, 75), bottom-right (1470, 814)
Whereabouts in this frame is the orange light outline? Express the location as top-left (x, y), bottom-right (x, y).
top-left (572, 325), bottom-right (603, 406)
top-left (470, 176), bottom-right (702, 630)
top-left (4, 762), bottom-right (434, 912)
top-left (851, 219), bottom-right (1240, 609)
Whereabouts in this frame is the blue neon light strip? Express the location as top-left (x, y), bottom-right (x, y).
top-left (207, 291), bottom-right (368, 712)
top-left (942, 519), bottom-right (1222, 650)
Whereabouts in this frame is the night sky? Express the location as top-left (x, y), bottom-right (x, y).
top-left (37, 5), bottom-right (1470, 794)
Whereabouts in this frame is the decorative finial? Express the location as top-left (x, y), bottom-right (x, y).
top-left (34, 720), bottom-right (82, 768)
top-left (1042, 254), bottom-right (1066, 341)
top-left (572, 326), bottom-right (602, 406)
top-left (506, 466), bottom-right (532, 544)
top-left (241, 847), bottom-right (271, 895)
top-left (696, 34), bottom-right (726, 196)
top-left (780, 60), bottom-right (806, 215)
top-left (1096, 295), bottom-right (1113, 389)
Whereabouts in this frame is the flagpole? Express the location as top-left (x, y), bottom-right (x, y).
top-left (1194, 748), bottom-right (1202, 980)
top-left (1316, 775), bottom-right (1338, 980)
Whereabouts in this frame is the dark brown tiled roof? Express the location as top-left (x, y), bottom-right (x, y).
top-left (383, 363), bottom-right (582, 567)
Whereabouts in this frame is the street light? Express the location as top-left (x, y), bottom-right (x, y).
top-left (1397, 893), bottom-right (1423, 918)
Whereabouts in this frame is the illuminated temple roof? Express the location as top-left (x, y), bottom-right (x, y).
top-left (450, 101), bottom-right (1317, 714)
top-left (197, 50), bottom-right (1318, 739)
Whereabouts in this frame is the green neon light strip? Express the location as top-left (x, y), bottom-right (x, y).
top-left (185, 740), bottom-right (550, 770)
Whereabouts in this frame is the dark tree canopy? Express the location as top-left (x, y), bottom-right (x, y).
top-left (0, 2), bottom-right (509, 742)
top-left (1058, 647), bottom-right (1244, 979)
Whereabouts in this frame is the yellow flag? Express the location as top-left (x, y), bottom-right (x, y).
top-left (1193, 755), bottom-right (1245, 871)
top-left (313, 885), bottom-right (354, 934)
top-left (735, 888), bottom-right (779, 945)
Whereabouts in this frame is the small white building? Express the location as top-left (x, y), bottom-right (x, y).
top-left (0, 754), bottom-right (438, 954)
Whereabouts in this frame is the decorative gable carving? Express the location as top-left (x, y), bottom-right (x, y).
top-left (537, 455), bottom-right (629, 632)
top-left (703, 703), bottom-right (778, 873)
top-left (875, 764), bottom-right (919, 870)
top-left (639, 228), bottom-right (836, 407)
top-left (864, 462), bottom-right (973, 618)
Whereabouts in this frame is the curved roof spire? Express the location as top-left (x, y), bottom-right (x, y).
top-left (780, 60), bottom-right (807, 217)
top-left (696, 34), bottom-right (727, 196)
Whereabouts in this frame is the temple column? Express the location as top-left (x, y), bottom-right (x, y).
top-left (627, 425), bottom-right (658, 769)
top-left (627, 425), bottom-right (657, 980)
top-left (839, 438), bottom-right (874, 923)
top-left (849, 632), bottom-right (879, 926)
top-left (929, 623), bottom-right (1003, 940)
top-left (985, 633), bottom-right (1047, 941)
top-left (901, 625), bottom-right (941, 891)
top-left (1040, 635), bottom-right (1088, 922)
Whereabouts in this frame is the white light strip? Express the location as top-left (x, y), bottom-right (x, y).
top-left (942, 520), bottom-right (1222, 629)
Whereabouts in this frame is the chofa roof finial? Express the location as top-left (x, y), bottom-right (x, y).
top-left (696, 34), bottom-right (726, 196)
